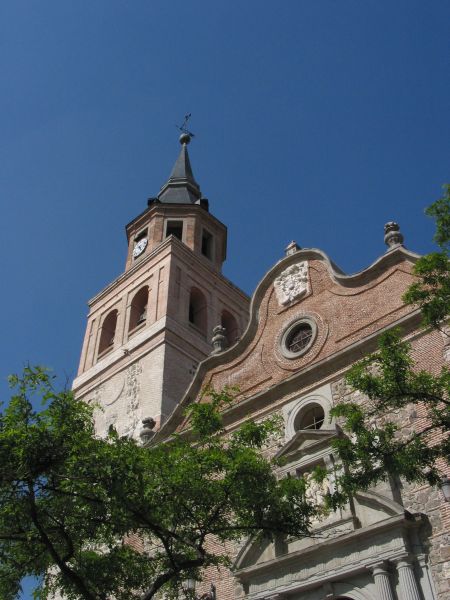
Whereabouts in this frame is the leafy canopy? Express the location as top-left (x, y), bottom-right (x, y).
top-left (403, 184), bottom-right (450, 330)
top-left (0, 369), bottom-right (324, 600)
top-left (331, 185), bottom-right (450, 499)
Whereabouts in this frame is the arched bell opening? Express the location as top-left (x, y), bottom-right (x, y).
top-left (98, 309), bottom-right (118, 356)
top-left (189, 287), bottom-right (207, 335)
top-left (221, 310), bottom-right (239, 346)
top-left (128, 286), bottom-right (149, 333)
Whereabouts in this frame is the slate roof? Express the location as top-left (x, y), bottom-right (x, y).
top-left (157, 134), bottom-right (202, 204)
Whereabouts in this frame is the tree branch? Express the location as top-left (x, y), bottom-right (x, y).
top-left (27, 483), bottom-right (97, 600)
top-left (140, 556), bottom-right (206, 600)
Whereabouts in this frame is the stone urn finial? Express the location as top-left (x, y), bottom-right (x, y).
top-left (140, 417), bottom-right (156, 444)
top-left (211, 325), bottom-right (228, 354)
top-left (384, 222), bottom-right (404, 249)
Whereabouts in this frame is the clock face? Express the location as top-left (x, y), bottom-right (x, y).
top-left (133, 238), bottom-right (148, 258)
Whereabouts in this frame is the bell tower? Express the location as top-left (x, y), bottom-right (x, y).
top-left (73, 134), bottom-right (250, 438)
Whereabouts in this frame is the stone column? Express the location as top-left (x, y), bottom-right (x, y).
top-left (369, 562), bottom-right (395, 600)
top-left (395, 556), bottom-right (422, 600)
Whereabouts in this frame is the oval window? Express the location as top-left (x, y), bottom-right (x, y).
top-left (281, 318), bottom-right (316, 358)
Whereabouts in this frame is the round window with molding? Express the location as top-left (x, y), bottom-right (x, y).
top-left (293, 403), bottom-right (325, 431)
top-left (281, 318), bottom-right (317, 359)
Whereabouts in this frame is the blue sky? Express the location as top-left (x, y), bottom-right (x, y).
top-left (1, 1), bottom-right (449, 597)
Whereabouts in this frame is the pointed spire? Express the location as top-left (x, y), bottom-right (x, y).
top-left (157, 133), bottom-right (202, 204)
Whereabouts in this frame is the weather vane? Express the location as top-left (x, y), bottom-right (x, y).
top-left (176, 113), bottom-right (196, 138)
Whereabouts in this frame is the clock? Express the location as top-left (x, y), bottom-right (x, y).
top-left (133, 238), bottom-right (148, 258)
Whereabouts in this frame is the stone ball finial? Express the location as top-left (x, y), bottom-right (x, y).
top-left (179, 132), bottom-right (191, 145)
top-left (140, 417), bottom-right (156, 444)
top-left (211, 325), bottom-right (228, 354)
top-left (384, 221), bottom-right (404, 249)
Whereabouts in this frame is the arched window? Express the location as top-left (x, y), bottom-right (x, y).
top-left (128, 286), bottom-right (149, 333)
top-left (98, 310), bottom-right (118, 356)
top-left (293, 402), bottom-right (325, 432)
top-left (188, 287), bottom-right (207, 334)
top-left (221, 310), bottom-right (239, 345)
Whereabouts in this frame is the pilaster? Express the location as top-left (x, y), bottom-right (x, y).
top-left (416, 554), bottom-right (437, 600)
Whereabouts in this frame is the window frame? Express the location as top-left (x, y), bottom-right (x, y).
top-left (165, 220), bottom-right (184, 242)
top-left (128, 286), bottom-right (149, 336)
top-left (280, 317), bottom-right (317, 359)
top-left (201, 228), bottom-right (214, 261)
top-left (97, 309), bottom-right (119, 359)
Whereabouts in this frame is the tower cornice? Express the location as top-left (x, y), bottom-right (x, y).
top-left (87, 234), bottom-right (248, 310)
top-left (125, 202), bottom-right (225, 242)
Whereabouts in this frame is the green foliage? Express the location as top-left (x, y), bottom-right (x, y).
top-left (331, 329), bottom-right (449, 494)
top-left (331, 186), bottom-right (450, 500)
top-left (0, 369), bottom-right (322, 600)
top-left (402, 184), bottom-right (450, 330)
top-left (426, 184), bottom-right (450, 250)
top-left (403, 251), bottom-right (450, 330)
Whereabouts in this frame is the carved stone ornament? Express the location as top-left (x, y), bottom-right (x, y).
top-left (304, 471), bottom-right (329, 507)
top-left (274, 262), bottom-right (309, 306)
top-left (140, 417), bottom-right (156, 444)
top-left (211, 325), bottom-right (228, 354)
top-left (303, 471), bottom-right (330, 523)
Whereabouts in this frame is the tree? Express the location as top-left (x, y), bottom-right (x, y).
top-left (0, 368), bottom-right (325, 600)
top-left (330, 185), bottom-right (450, 501)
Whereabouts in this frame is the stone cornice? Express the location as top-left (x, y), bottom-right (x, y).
top-left (87, 234), bottom-right (249, 310)
top-left (87, 237), bottom-right (173, 307)
top-left (168, 236), bottom-right (250, 301)
top-left (72, 316), bottom-right (169, 393)
top-left (72, 314), bottom-right (212, 396)
top-left (234, 509), bottom-right (419, 582)
top-left (125, 202), bottom-right (227, 237)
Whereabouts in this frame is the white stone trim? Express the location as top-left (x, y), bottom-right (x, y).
top-left (284, 384), bottom-right (334, 440)
top-left (333, 586), bottom-right (373, 600)
top-left (164, 217), bottom-right (187, 243)
top-left (279, 316), bottom-right (317, 359)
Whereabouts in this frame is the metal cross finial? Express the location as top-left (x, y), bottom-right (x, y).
top-left (176, 113), bottom-right (196, 138)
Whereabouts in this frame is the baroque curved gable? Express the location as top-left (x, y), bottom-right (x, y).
top-left (156, 245), bottom-right (420, 439)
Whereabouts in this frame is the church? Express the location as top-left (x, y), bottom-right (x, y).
top-left (72, 134), bottom-right (449, 600)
